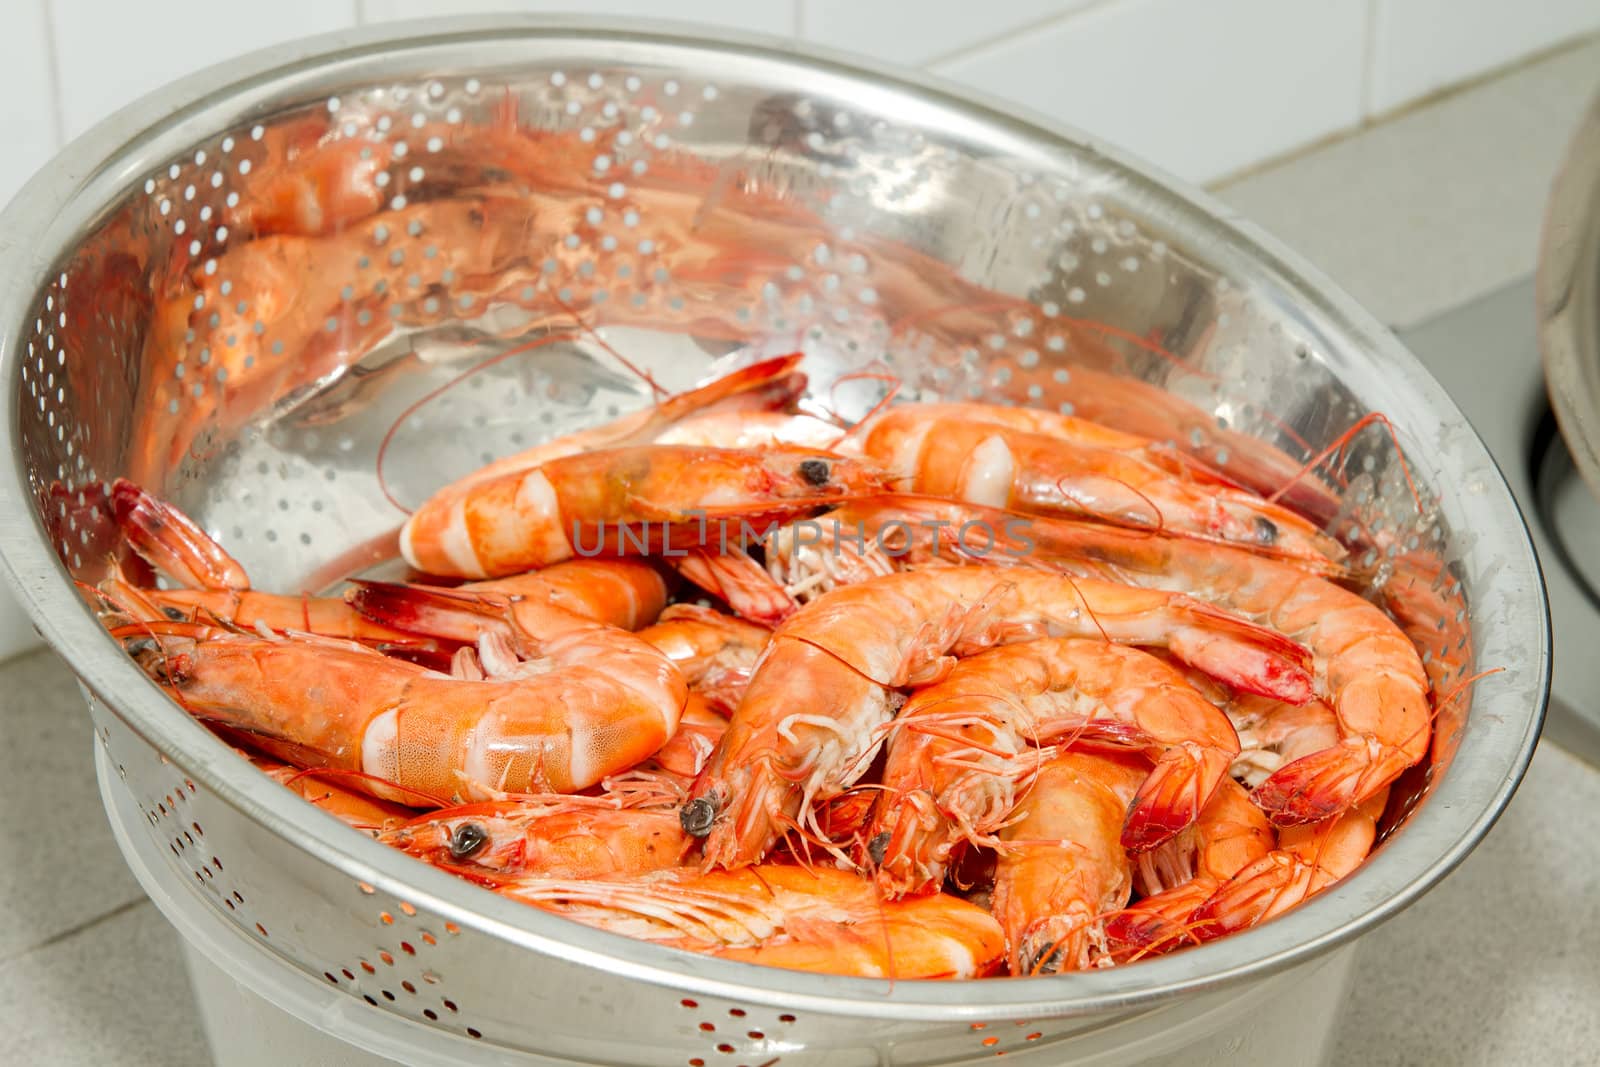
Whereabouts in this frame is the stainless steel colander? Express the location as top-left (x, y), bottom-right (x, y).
top-left (0, 16), bottom-right (1549, 1067)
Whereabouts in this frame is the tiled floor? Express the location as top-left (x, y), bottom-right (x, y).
top-left (0, 650), bottom-right (208, 1063)
top-left (0, 650), bottom-right (144, 961)
top-left (0, 900), bottom-right (209, 1064)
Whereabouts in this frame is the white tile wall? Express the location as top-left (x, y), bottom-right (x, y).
top-left (50, 0), bottom-right (358, 140)
top-left (0, 0), bottom-right (1597, 659)
top-left (20, 0), bottom-right (1600, 187)
top-left (361, 0), bottom-right (795, 37)
top-left (0, 0), bottom-right (59, 207)
top-left (934, 0), bottom-right (1367, 184)
top-left (1368, 0), bottom-right (1600, 115)
top-left (800, 0), bottom-right (1080, 67)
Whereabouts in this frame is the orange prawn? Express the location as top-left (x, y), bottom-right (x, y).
top-left (399, 445), bottom-right (896, 579)
top-left (869, 637), bottom-right (1242, 897)
top-left (1188, 788), bottom-right (1389, 942)
top-left (767, 495), bottom-right (1430, 826)
top-left (108, 597), bottom-right (687, 804)
top-left (687, 566), bottom-right (1312, 869)
top-left (991, 751), bottom-right (1149, 974)
top-left (380, 794), bottom-right (690, 881)
top-left (1103, 779), bottom-right (1276, 956)
top-left (502, 865), bottom-right (1005, 979)
top-left (845, 408), bottom-right (1344, 570)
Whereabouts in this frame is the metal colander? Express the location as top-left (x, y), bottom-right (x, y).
top-left (0, 17), bottom-right (1549, 1067)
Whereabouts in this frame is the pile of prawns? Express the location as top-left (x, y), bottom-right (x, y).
top-left (94, 352), bottom-right (1432, 979)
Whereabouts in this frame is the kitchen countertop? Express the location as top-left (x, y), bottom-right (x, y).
top-left (3, 33), bottom-right (1600, 1067)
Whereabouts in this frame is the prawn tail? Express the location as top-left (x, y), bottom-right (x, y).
top-left (1189, 852), bottom-right (1315, 941)
top-left (345, 580), bottom-right (509, 647)
top-left (662, 353), bottom-right (808, 421)
top-left (670, 547), bottom-right (799, 626)
top-left (110, 478), bottom-right (250, 591)
top-left (1104, 879), bottom-right (1219, 955)
top-left (1252, 736), bottom-right (1385, 827)
top-left (1167, 597), bottom-right (1314, 705)
top-left (1120, 745), bottom-right (1230, 853)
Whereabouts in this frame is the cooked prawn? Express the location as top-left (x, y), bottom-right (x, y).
top-left (870, 637), bottom-right (1242, 897)
top-left (110, 479), bottom-right (249, 591)
top-left (440, 354), bottom-right (808, 493)
top-left (352, 589), bottom-right (747, 783)
top-left (1188, 788), bottom-right (1389, 941)
top-left (846, 408), bottom-right (1344, 569)
top-left (399, 445), bottom-right (896, 579)
top-left (687, 566), bottom-right (1312, 868)
top-left (113, 480), bottom-right (671, 644)
top-left (991, 751), bottom-right (1149, 974)
top-left (249, 753), bottom-right (418, 833)
top-left (847, 400), bottom-right (1230, 483)
top-left (635, 603), bottom-right (771, 714)
top-left (769, 495), bottom-right (1430, 826)
top-left (109, 596), bottom-right (687, 803)
top-left (345, 556), bottom-right (670, 648)
top-left (1103, 779), bottom-right (1275, 956)
top-left (380, 794), bottom-right (690, 881)
top-left (502, 864), bottom-right (1005, 978)
top-left (647, 693), bottom-right (731, 783)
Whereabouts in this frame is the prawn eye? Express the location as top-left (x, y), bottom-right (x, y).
top-left (866, 831), bottom-right (890, 866)
top-left (797, 459), bottom-right (831, 486)
top-left (1021, 939), bottom-right (1068, 976)
top-left (448, 822), bottom-right (489, 860)
top-left (680, 796), bottom-right (717, 838)
top-left (1254, 517), bottom-right (1280, 545)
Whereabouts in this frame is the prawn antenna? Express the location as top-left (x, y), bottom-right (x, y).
top-left (375, 328), bottom-right (582, 514)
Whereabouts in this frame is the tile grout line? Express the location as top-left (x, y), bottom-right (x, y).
top-left (0, 897), bottom-right (149, 967)
top-left (920, 0), bottom-right (1121, 71)
top-left (1208, 28), bottom-right (1600, 191)
top-left (0, 643), bottom-right (46, 672)
top-left (36, 0), bottom-right (67, 149)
